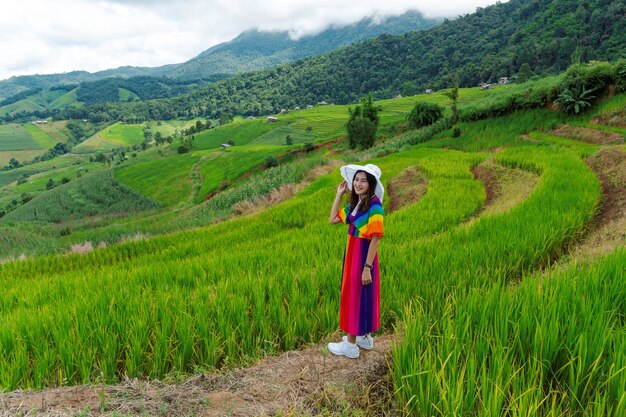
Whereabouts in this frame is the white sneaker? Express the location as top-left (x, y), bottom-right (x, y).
top-left (344, 334), bottom-right (374, 350)
top-left (328, 340), bottom-right (360, 358)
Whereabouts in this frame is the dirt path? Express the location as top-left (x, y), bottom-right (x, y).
top-left (0, 334), bottom-right (397, 417)
top-left (567, 146), bottom-right (626, 260)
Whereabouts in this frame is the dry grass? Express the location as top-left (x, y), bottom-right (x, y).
top-left (386, 166), bottom-right (428, 213)
top-left (552, 124), bottom-right (623, 144)
top-left (233, 160), bottom-right (343, 217)
top-left (0, 334), bottom-right (398, 417)
top-left (467, 158), bottom-right (539, 226)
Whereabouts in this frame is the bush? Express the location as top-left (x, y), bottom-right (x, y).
top-left (264, 156), bottom-right (279, 168)
top-left (177, 145), bottom-right (189, 154)
top-left (302, 142), bottom-right (315, 152)
top-left (452, 127), bottom-right (462, 138)
top-left (407, 101), bottom-right (444, 129)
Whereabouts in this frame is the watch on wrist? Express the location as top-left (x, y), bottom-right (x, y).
top-left (363, 263), bottom-right (373, 270)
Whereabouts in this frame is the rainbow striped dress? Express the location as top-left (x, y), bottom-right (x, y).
top-left (336, 196), bottom-right (384, 336)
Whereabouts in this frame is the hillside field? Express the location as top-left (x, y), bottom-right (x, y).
top-left (0, 81), bottom-right (624, 416)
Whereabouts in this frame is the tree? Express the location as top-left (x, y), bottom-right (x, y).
top-left (442, 77), bottom-right (460, 124)
top-left (8, 158), bottom-right (20, 169)
top-left (346, 94), bottom-right (380, 149)
top-left (407, 101), bottom-right (444, 129)
top-left (285, 135), bottom-right (293, 145)
top-left (347, 106), bottom-right (377, 149)
top-left (517, 63), bottom-right (533, 83)
top-left (46, 178), bottom-right (55, 190)
top-left (154, 131), bottom-right (164, 145)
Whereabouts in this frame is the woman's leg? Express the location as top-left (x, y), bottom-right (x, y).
top-left (347, 334), bottom-right (356, 344)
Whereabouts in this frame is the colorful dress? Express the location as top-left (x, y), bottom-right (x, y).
top-left (336, 196), bottom-right (384, 336)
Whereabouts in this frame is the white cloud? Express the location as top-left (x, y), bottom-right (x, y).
top-left (0, 0), bottom-right (504, 80)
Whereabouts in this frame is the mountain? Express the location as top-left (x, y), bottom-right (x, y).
top-left (80, 0), bottom-right (624, 122)
top-left (0, 10), bottom-right (440, 102)
top-left (164, 10), bottom-right (441, 81)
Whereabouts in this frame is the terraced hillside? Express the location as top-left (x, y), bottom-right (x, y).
top-left (0, 90), bottom-right (624, 416)
top-left (0, 122), bottom-right (65, 169)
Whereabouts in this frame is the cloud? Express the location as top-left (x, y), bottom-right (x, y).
top-left (0, 0), bottom-right (505, 80)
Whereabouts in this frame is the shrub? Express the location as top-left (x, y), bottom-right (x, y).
top-left (453, 127), bottom-right (462, 138)
top-left (177, 145), bottom-right (189, 154)
top-left (302, 142), bottom-right (314, 152)
top-left (554, 85), bottom-right (597, 114)
top-left (264, 156), bottom-right (279, 168)
top-left (407, 101), bottom-right (444, 129)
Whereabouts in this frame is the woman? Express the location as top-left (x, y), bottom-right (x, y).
top-left (328, 164), bottom-right (384, 358)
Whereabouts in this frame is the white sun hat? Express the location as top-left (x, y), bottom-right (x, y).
top-left (340, 163), bottom-right (384, 202)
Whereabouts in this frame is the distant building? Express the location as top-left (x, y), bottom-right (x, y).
top-left (317, 101), bottom-right (328, 106)
top-left (498, 77), bottom-right (510, 84)
top-left (395, 94), bottom-right (402, 99)
top-left (479, 83), bottom-right (493, 90)
top-left (31, 120), bottom-right (48, 124)
top-left (246, 116), bottom-right (256, 120)
top-left (425, 89), bottom-right (433, 94)
top-left (294, 106), bottom-right (300, 110)
top-left (279, 109), bottom-right (289, 115)
top-left (221, 143), bottom-right (233, 151)
top-left (306, 105), bottom-right (314, 109)
top-left (267, 116), bottom-right (278, 123)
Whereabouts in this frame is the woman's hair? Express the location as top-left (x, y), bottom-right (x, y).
top-left (349, 170), bottom-right (377, 213)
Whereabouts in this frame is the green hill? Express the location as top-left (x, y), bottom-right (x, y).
top-left (1, 169), bottom-right (159, 223)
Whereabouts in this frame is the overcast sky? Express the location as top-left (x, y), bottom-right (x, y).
top-left (0, 0), bottom-right (504, 80)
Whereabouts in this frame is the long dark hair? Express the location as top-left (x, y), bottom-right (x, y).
top-left (349, 170), bottom-right (377, 213)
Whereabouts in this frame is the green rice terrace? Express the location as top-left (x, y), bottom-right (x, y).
top-left (0, 81), bottom-right (625, 416)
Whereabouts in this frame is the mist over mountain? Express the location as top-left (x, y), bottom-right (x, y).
top-left (0, 10), bottom-right (440, 102)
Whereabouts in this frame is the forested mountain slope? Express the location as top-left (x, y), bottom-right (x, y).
top-left (78, 0), bottom-right (624, 121)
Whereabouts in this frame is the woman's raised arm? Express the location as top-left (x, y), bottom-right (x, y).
top-left (330, 181), bottom-right (347, 224)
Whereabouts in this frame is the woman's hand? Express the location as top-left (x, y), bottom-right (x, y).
top-left (361, 268), bottom-right (372, 285)
top-left (337, 181), bottom-right (347, 196)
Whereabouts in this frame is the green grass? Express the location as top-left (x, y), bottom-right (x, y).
top-left (0, 124), bottom-right (41, 151)
top-left (33, 121), bottom-right (71, 143)
top-left (0, 99), bottom-right (46, 118)
top-left (192, 119), bottom-right (278, 150)
top-left (23, 124), bottom-right (57, 149)
top-left (394, 248), bottom-right (625, 416)
top-left (1, 169), bottom-right (159, 223)
top-left (118, 88), bottom-right (140, 102)
top-left (49, 88), bottom-right (81, 109)
top-left (148, 118), bottom-right (207, 138)
top-left (73, 122), bottom-right (144, 153)
top-left (193, 145), bottom-right (289, 204)
top-left (0, 150), bottom-right (47, 170)
top-left (114, 152), bottom-right (200, 206)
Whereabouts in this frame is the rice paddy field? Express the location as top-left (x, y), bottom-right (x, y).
top-left (72, 122), bottom-right (145, 154)
top-left (0, 89), bottom-right (624, 416)
top-left (0, 123), bottom-right (59, 167)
